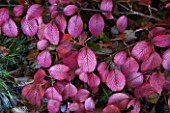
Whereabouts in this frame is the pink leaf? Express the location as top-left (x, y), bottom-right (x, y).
top-left (85, 97), bottom-right (95, 112)
top-left (48, 0), bottom-right (58, 4)
top-left (138, 0), bottom-right (151, 6)
top-left (121, 57), bottom-right (139, 75)
top-left (0, 8), bottom-right (9, 26)
top-left (75, 103), bottom-right (85, 113)
top-left (97, 62), bottom-right (109, 82)
top-left (88, 73), bottom-right (100, 86)
top-left (78, 47), bottom-right (97, 72)
top-left (102, 105), bottom-right (121, 113)
top-left (72, 89), bottom-right (90, 103)
top-left (37, 39), bottom-right (49, 50)
top-left (108, 93), bottom-right (129, 110)
top-left (55, 14), bottom-right (67, 33)
top-left (165, 2), bottom-right (170, 8)
top-left (44, 87), bottom-right (62, 102)
top-left (116, 15), bottom-right (128, 33)
top-left (150, 71), bottom-right (165, 95)
top-left (68, 15), bottom-right (83, 38)
top-left (100, 0), bottom-right (113, 12)
top-left (162, 48), bottom-right (170, 72)
top-left (141, 52), bottom-right (162, 72)
top-left (37, 23), bottom-right (46, 40)
top-left (148, 27), bottom-right (166, 39)
top-left (114, 51), bottom-right (127, 66)
top-left (126, 72), bottom-right (144, 88)
top-left (13, 5), bottom-right (24, 17)
top-left (47, 99), bottom-right (60, 113)
top-left (62, 83), bottom-right (78, 99)
top-left (79, 72), bottom-right (89, 83)
top-left (34, 69), bottom-right (46, 84)
top-left (26, 4), bottom-right (43, 20)
top-left (127, 99), bottom-right (140, 113)
top-left (48, 64), bottom-right (70, 80)
top-left (37, 50), bottom-right (52, 68)
top-left (49, 5), bottom-right (57, 13)
top-left (53, 81), bottom-right (67, 94)
top-left (79, 32), bottom-right (87, 45)
top-left (90, 86), bottom-right (99, 94)
top-left (21, 17), bottom-right (38, 37)
top-left (2, 18), bottom-right (18, 37)
top-left (168, 97), bottom-right (170, 109)
top-left (89, 14), bottom-right (104, 37)
top-left (152, 34), bottom-right (170, 47)
top-left (131, 41), bottom-right (153, 62)
top-left (68, 103), bottom-right (80, 111)
top-left (63, 5), bottom-right (78, 16)
top-left (106, 69), bottom-right (126, 91)
top-left (44, 21), bottom-right (59, 45)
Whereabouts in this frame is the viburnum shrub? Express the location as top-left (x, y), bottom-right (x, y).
top-left (1, 0), bottom-right (170, 112)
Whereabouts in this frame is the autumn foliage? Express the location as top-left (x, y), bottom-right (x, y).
top-left (1, 0), bottom-right (170, 112)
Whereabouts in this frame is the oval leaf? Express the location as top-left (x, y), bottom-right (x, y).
top-left (102, 105), bottom-right (121, 113)
top-left (13, 5), bottom-right (24, 17)
top-left (100, 0), bottom-right (113, 12)
top-left (85, 97), bottom-right (95, 112)
top-left (162, 48), bottom-right (170, 72)
top-left (0, 8), bottom-right (9, 26)
top-left (47, 99), bottom-right (60, 113)
top-left (88, 73), bottom-right (100, 87)
top-left (37, 39), bottom-right (49, 50)
top-left (62, 83), bottom-right (78, 99)
top-left (152, 34), bottom-right (170, 47)
top-left (55, 14), bottom-right (67, 33)
top-left (114, 51), bottom-right (127, 66)
top-left (89, 14), bottom-right (104, 37)
top-left (116, 15), bottom-right (128, 33)
top-left (63, 5), bottom-right (78, 16)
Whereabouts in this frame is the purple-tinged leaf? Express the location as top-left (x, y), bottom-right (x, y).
top-left (50, 11), bottom-right (58, 19)
top-left (62, 83), bottom-right (78, 99)
top-left (34, 69), bottom-right (46, 84)
top-left (53, 81), bottom-right (67, 94)
top-left (47, 99), bottom-right (60, 113)
top-left (164, 80), bottom-right (170, 90)
top-left (49, 5), bottom-right (57, 13)
top-left (44, 87), bottom-right (62, 102)
top-left (2, 18), bottom-right (18, 37)
top-left (85, 97), bottom-right (95, 112)
top-left (48, 0), bottom-right (58, 4)
top-left (63, 5), bottom-right (78, 16)
top-left (108, 93), bottom-right (129, 110)
top-left (26, 4), bottom-right (43, 20)
top-left (141, 52), bottom-right (162, 72)
top-left (72, 89), bottom-right (90, 103)
top-left (148, 27), bottom-right (166, 39)
top-left (89, 14), bottom-right (104, 37)
top-left (37, 23), bottom-right (46, 40)
top-left (79, 72), bottom-right (89, 83)
top-left (0, 8), bottom-right (9, 26)
top-left (37, 50), bottom-right (52, 68)
top-left (78, 47), bottom-right (97, 72)
top-left (44, 21), bottom-right (59, 45)
top-left (114, 51), bottom-right (127, 66)
top-left (116, 15), bottom-right (128, 33)
top-left (127, 99), bottom-right (140, 113)
top-left (162, 48), bottom-right (170, 72)
top-left (79, 32), bottom-right (87, 45)
top-left (68, 15), bottom-right (83, 38)
top-left (68, 103), bottom-right (80, 111)
top-left (152, 34), bottom-right (170, 47)
top-left (106, 69), bottom-right (126, 92)
top-left (168, 97), bottom-right (170, 109)
top-left (90, 86), bottom-right (99, 94)
top-left (97, 62), bottom-right (109, 82)
top-left (21, 17), bottom-right (38, 37)
top-left (103, 105), bottom-right (120, 113)
top-left (121, 57), bottom-right (139, 75)
top-left (13, 5), bottom-right (24, 17)
top-left (100, 0), bottom-right (113, 12)
top-left (48, 64), bottom-right (70, 80)
top-left (75, 103), bottom-right (85, 113)
top-left (88, 73), bottom-right (100, 86)
top-left (55, 14), bottom-right (67, 33)
top-left (102, 12), bottom-right (114, 19)
top-left (37, 39), bottom-right (49, 50)
top-left (131, 41), bottom-right (153, 62)
top-left (150, 71), bottom-right (165, 95)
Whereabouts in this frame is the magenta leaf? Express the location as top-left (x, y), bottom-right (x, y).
top-left (37, 39), bottom-right (49, 50)
top-left (150, 71), bottom-right (165, 95)
top-left (2, 18), bottom-right (18, 37)
top-left (47, 99), bottom-right (60, 113)
top-left (48, 64), bottom-right (70, 80)
top-left (106, 69), bottom-right (126, 92)
top-left (79, 72), bottom-right (89, 83)
top-left (21, 17), bottom-right (38, 37)
top-left (121, 57), bottom-right (139, 75)
top-left (34, 69), bottom-right (46, 84)
top-left (44, 21), bottom-right (59, 45)
top-left (108, 93), bottom-right (129, 110)
top-left (78, 47), bottom-right (97, 72)
top-left (55, 14), bottom-right (67, 33)
top-left (127, 99), bottom-right (140, 113)
top-left (88, 73), bottom-right (100, 87)
top-left (100, 0), bottom-right (113, 12)
top-left (116, 15), bottom-right (128, 33)
top-left (114, 51), bottom-right (127, 66)
top-left (97, 62), bottom-right (109, 82)
top-left (152, 34), bottom-right (170, 47)
top-left (53, 81), bottom-right (67, 94)
top-left (68, 15), bottom-right (83, 38)
top-left (0, 8), bottom-right (9, 26)
top-left (63, 5), bottom-right (78, 16)
top-left (148, 27), bottom-right (166, 39)
top-left (162, 48), bottom-right (170, 72)
top-left (103, 105), bottom-right (120, 113)
top-left (49, 5), bottom-right (57, 13)
top-left (141, 52), bottom-right (162, 72)
top-left (72, 89), bottom-right (90, 103)
top-left (74, 103), bottom-right (85, 113)
top-left (37, 23), bottom-right (46, 40)
top-left (62, 83), bottom-right (78, 99)
top-left (131, 41), bottom-right (153, 62)
top-left (88, 14), bottom-right (104, 37)
top-left (48, 0), bottom-right (58, 4)
top-left (168, 97), bottom-right (170, 109)
top-left (37, 50), bottom-right (52, 68)
top-left (79, 31), bottom-right (87, 45)
top-left (68, 103), bottom-right (80, 111)
top-left (44, 87), bottom-right (62, 102)
top-left (85, 97), bottom-right (95, 112)
top-left (13, 5), bottom-right (24, 17)
top-left (26, 4), bottom-right (43, 20)
top-left (90, 86), bottom-right (99, 94)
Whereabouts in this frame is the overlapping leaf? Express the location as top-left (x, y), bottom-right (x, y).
top-left (62, 83), bottom-right (78, 99)
top-left (72, 89), bottom-right (90, 103)
top-left (127, 99), bottom-right (140, 113)
top-left (47, 99), bottom-right (60, 113)
top-left (152, 34), bottom-right (170, 47)
top-left (85, 97), bottom-right (95, 112)
top-left (97, 62), bottom-right (109, 82)
top-left (148, 27), bottom-right (166, 39)
top-left (34, 69), bottom-right (46, 84)
top-left (88, 73), bottom-right (100, 86)
top-left (114, 51), bottom-right (127, 66)
top-left (162, 48), bottom-right (170, 72)
top-left (55, 14), bottom-right (67, 33)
